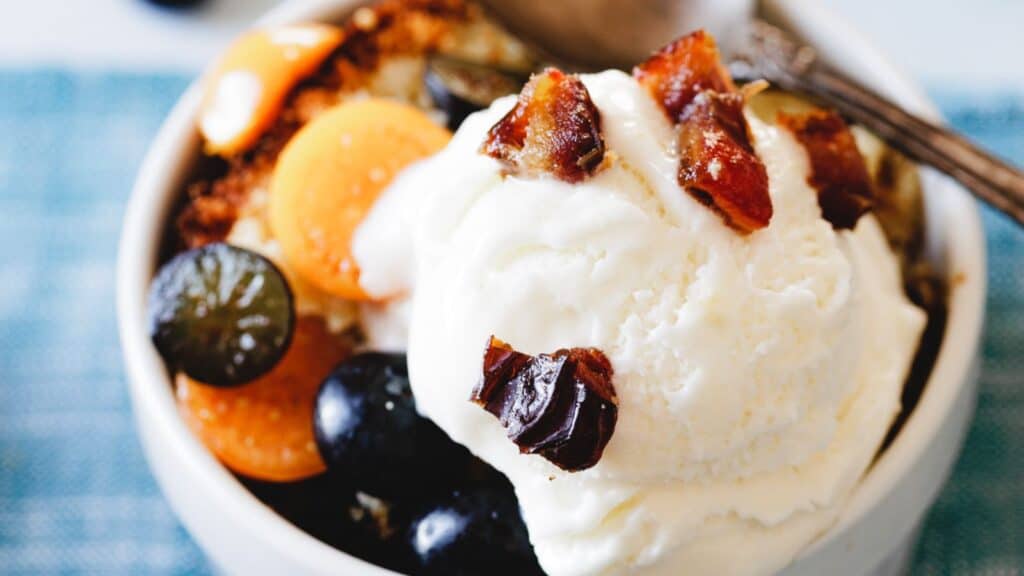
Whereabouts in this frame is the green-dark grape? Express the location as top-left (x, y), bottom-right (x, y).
top-left (148, 243), bottom-right (295, 387)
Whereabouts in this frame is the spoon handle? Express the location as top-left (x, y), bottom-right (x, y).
top-left (733, 22), bottom-right (1024, 226)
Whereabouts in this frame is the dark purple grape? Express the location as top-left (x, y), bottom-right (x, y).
top-left (406, 487), bottom-right (543, 576)
top-left (313, 353), bottom-right (474, 497)
top-left (147, 243), bottom-right (294, 387)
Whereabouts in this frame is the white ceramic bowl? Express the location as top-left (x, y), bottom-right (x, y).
top-left (117, 0), bottom-right (987, 574)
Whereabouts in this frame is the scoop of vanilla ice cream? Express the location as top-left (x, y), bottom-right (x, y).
top-left (353, 70), bottom-right (926, 576)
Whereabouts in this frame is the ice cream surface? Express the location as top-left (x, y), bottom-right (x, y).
top-left (353, 70), bottom-right (925, 575)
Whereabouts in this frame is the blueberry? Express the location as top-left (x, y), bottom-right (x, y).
top-left (406, 487), bottom-right (543, 576)
top-left (142, 0), bottom-right (207, 9)
top-left (242, 474), bottom-right (413, 573)
top-left (425, 57), bottom-right (527, 131)
top-left (147, 243), bottom-right (295, 387)
top-left (313, 353), bottom-right (473, 497)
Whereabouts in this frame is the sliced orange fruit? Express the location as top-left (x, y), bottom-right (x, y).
top-left (198, 24), bottom-right (344, 156)
top-left (176, 316), bottom-right (349, 482)
top-left (269, 99), bottom-right (451, 301)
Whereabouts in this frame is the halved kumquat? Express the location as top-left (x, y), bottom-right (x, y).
top-left (199, 24), bottom-right (344, 156)
top-left (176, 316), bottom-right (349, 482)
top-left (269, 99), bottom-right (451, 300)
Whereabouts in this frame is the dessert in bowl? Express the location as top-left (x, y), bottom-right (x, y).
top-left (117, 0), bottom-right (986, 574)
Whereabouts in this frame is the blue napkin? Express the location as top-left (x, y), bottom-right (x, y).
top-left (912, 91), bottom-right (1024, 574)
top-left (0, 70), bottom-right (1019, 575)
top-left (0, 71), bottom-right (210, 575)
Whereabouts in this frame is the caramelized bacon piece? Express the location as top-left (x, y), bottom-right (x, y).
top-left (635, 31), bottom-right (772, 233)
top-left (633, 30), bottom-right (735, 121)
top-left (482, 68), bottom-right (605, 183)
top-left (678, 92), bottom-right (772, 232)
top-left (471, 336), bottom-right (618, 472)
top-left (778, 109), bottom-right (874, 230)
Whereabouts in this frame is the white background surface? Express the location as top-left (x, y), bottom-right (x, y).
top-left (0, 0), bottom-right (1021, 90)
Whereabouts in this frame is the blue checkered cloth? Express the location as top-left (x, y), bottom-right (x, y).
top-left (0, 70), bottom-right (1020, 575)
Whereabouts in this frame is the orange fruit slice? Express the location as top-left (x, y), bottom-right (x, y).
top-left (269, 99), bottom-right (451, 301)
top-left (198, 24), bottom-right (344, 156)
top-left (176, 316), bottom-right (348, 482)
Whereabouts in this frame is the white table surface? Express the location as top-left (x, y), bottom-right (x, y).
top-left (1, 0), bottom-right (1022, 91)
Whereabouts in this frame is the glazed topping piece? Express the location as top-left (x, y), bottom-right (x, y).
top-left (482, 68), bottom-right (605, 183)
top-left (176, 317), bottom-right (347, 482)
top-left (269, 99), bottom-right (451, 301)
top-left (633, 30), bottom-right (735, 122)
top-left (471, 337), bottom-right (617, 472)
top-left (778, 109), bottom-right (875, 230)
top-left (635, 31), bottom-right (772, 233)
top-left (148, 243), bottom-right (295, 387)
top-left (678, 92), bottom-right (772, 231)
top-left (199, 24), bottom-right (344, 156)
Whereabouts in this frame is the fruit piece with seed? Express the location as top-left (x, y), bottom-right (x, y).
top-left (269, 99), bottom-right (451, 301)
top-left (314, 353), bottom-right (473, 496)
top-left (148, 243), bottom-right (295, 387)
top-left (176, 317), bottom-right (347, 482)
top-left (406, 487), bottom-right (543, 576)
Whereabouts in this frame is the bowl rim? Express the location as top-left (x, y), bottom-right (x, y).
top-left (116, 0), bottom-right (987, 573)
top-left (759, 0), bottom-right (986, 562)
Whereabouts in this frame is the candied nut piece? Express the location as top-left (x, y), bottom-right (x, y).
top-left (778, 109), bottom-right (874, 230)
top-left (633, 30), bottom-right (735, 122)
top-left (482, 68), bottom-right (605, 183)
top-left (678, 91), bottom-right (772, 232)
top-left (471, 336), bottom-right (617, 472)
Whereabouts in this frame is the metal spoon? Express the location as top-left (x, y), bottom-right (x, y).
top-left (476, 0), bottom-right (1024, 226)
